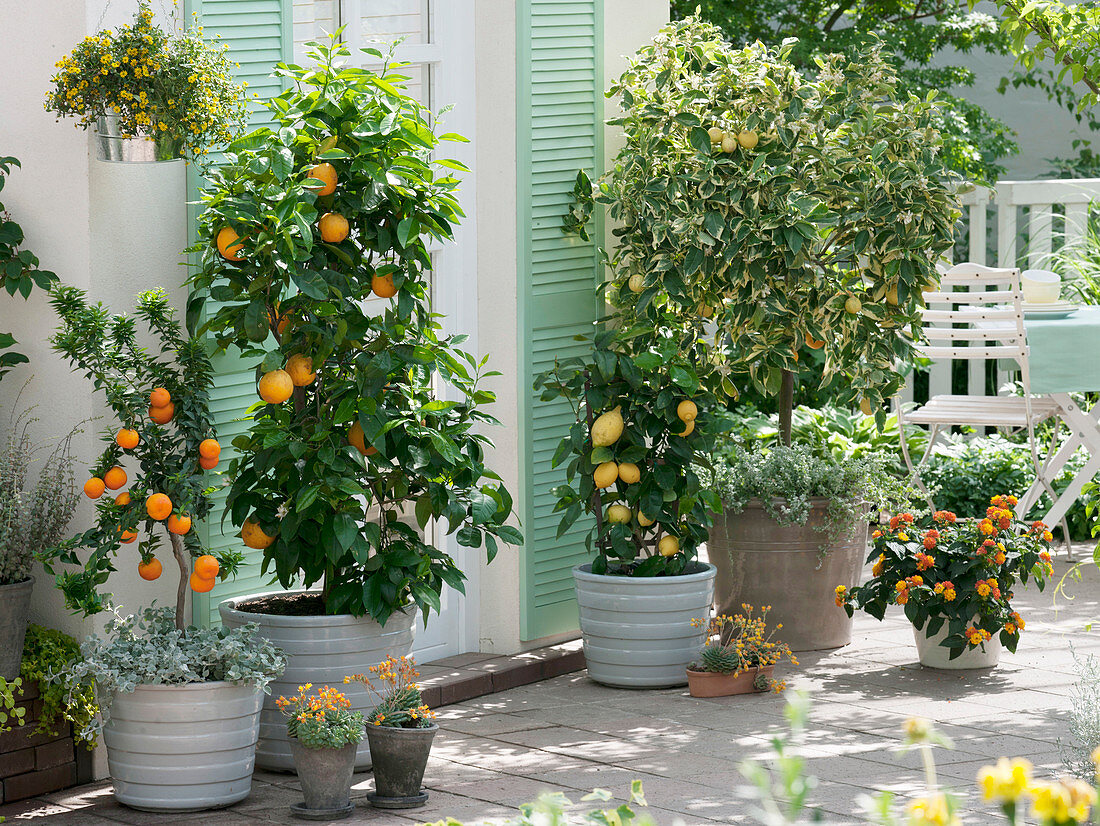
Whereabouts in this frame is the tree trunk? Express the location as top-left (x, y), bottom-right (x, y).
top-left (169, 531), bottom-right (189, 632)
top-left (778, 369), bottom-right (795, 447)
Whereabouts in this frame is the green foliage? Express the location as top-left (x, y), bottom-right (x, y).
top-left (0, 407), bottom-right (80, 585)
top-left (0, 157), bottom-right (60, 381)
top-left (1060, 651), bottom-right (1100, 780)
top-left (0, 678), bottom-right (26, 733)
top-left (61, 606), bottom-right (286, 742)
top-left (277, 684), bottom-right (364, 749)
top-left (422, 782), bottom-right (653, 826)
top-left (1047, 208), bottom-right (1100, 304)
top-left (20, 625), bottom-right (97, 748)
top-left (188, 36), bottom-right (519, 623)
top-left (841, 501), bottom-right (1053, 658)
top-left (583, 19), bottom-right (960, 436)
top-left (42, 286), bottom-right (234, 626)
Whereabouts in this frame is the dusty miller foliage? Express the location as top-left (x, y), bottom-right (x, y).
top-left (0, 404), bottom-right (80, 585)
top-left (1061, 650), bottom-right (1100, 779)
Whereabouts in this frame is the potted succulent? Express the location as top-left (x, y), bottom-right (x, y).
top-left (348, 656), bottom-right (437, 809)
top-left (704, 444), bottom-right (907, 650)
top-left (191, 36), bottom-right (520, 771)
top-left (838, 496), bottom-right (1054, 669)
top-left (277, 684), bottom-right (364, 820)
top-left (687, 605), bottom-right (797, 698)
top-left (40, 287), bottom-right (284, 811)
top-left (44, 1), bottom-right (247, 162)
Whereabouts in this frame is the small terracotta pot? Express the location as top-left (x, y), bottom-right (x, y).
top-left (686, 665), bottom-right (775, 698)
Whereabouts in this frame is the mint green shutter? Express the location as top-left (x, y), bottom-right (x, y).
top-left (186, 0), bottom-right (292, 627)
top-left (518, 0), bottom-right (604, 640)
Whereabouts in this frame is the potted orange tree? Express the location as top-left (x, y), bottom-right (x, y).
top-left (566, 17), bottom-right (961, 650)
top-left (41, 287), bottom-right (285, 811)
top-left (190, 36), bottom-right (520, 771)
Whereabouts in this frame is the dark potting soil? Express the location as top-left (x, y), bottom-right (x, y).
top-left (235, 592), bottom-right (327, 616)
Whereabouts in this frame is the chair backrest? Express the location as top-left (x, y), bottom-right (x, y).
top-left (916, 262), bottom-right (1027, 366)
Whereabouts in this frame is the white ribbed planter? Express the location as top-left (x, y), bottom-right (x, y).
top-left (220, 592), bottom-right (415, 772)
top-left (914, 619), bottom-right (1001, 669)
top-left (104, 681), bottom-right (263, 812)
top-left (573, 562), bottom-right (716, 688)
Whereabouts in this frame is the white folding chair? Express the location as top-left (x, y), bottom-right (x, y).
top-left (895, 263), bottom-right (1073, 556)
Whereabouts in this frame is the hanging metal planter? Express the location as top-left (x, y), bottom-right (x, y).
top-left (95, 112), bottom-right (183, 163)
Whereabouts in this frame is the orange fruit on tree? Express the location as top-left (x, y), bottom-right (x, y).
top-left (199, 439), bottom-right (221, 460)
top-left (116, 428), bottom-right (139, 449)
top-left (307, 162), bottom-right (337, 196)
top-left (371, 273), bottom-right (398, 298)
top-left (119, 529), bottom-right (138, 544)
top-left (347, 421), bottom-right (378, 457)
top-left (103, 466), bottom-right (127, 490)
top-left (285, 354), bottom-right (316, 387)
top-left (216, 226), bottom-right (245, 261)
top-left (258, 370), bottom-right (294, 404)
top-left (84, 478), bottom-right (105, 499)
top-left (805, 334), bottom-right (825, 350)
top-left (318, 212), bottom-right (349, 243)
top-left (193, 554), bottom-right (219, 579)
top-left (189, 571), bottom-right (216, 593)
top-left (146, 493), bottom-right (172, 521)
top-left (242, 519), bottom-right (276, 550)
top-left (115, 491), bottom-right (131, 507)
top-left (150, 387), bottom-right (171, 408)
top-left (199, 455), bottom-right (219, 470)
top-left (167, 513), bottom-right (192, 535)
top-left (138, 557), bottom-right (162, 581)
top-left (148, 402), bottom-right (175, 424)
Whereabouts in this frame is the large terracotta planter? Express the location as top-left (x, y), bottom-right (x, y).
top-left (104, 681), bottom-right (263, 812)
top-left (708, 499), bottom-right (868, 651)
top-left (0, 577), bottom-right (33, 679)
top-left (687, 665), bottom-right (775, 698)
top-left (573, 562), bottom-right (716, 689)
top-left (913, 619), bottom-right (1001, 669)
top-left (220, 591), bottom-right (415, 772)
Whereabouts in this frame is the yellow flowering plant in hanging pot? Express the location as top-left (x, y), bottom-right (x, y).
top-left (44, 1), bottom-right (248, 161)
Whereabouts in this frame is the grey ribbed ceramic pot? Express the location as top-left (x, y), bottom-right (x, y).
top-left (104, 681), bottom-right (263, 811)
top-left (0, 577), bottom-right (33, 679)
top-left (573, 562), bottom-right (715, 689)
top-left (708, 499), bottom-right (868, 652)
top-left (220, 592), bottom-right (415, 772)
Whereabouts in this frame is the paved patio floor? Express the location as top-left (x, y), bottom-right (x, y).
top-left (4, 555), bottom-right (1100, 825)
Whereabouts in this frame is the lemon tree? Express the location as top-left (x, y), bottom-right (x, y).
top-left (572, 18), bottom-right (961, 445)
top-left (189, 36), bottom-right (520, 624)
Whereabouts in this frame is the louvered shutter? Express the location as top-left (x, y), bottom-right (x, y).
top-left (185, 0), bottom-right (292, 627)
top-left (518, 0), bottom-right (604, 640)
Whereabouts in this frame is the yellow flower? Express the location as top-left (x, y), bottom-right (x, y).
top-left (977, 757), bottom-right (1031, 802)
top-left (908, 793), bottom-right (959, 826)
top-left (1030, 779), bottom-right (1096, 824)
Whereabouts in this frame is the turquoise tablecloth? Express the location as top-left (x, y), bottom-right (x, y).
top-left (1025, 306), bottom-right (1100, 394)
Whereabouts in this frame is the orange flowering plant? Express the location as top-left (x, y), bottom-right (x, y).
top-left (837, 496), bottom-right (1054, 658)
top-left (689, 605), bottom-right (797, 692)
top-left (345, 656), bottom-right (435, 729)
top-left (276, 683), bottom-right (364, 750)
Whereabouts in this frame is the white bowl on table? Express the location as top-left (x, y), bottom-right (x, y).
top-left (1021, 269), bottom-right (1062, 304)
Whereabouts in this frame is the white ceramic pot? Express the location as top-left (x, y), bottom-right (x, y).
top-left (573, 562), bottom-right (715, 688)
top-left (104, 681), bottom-right (264, 812)
top-left (220, 592), bottom-right (415, 772)
top-left (913, 619), bottom-right (1001, 669)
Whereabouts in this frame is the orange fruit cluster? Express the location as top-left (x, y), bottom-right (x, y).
top-left (190, 554), bottom-right (220, 593)
top-left (149, 387), bottom-right (174, 424)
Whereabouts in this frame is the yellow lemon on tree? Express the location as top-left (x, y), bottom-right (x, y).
top-left (307, 162), bottom-right (337, 196)
top-left (591, 406), bottom-right (624, 447)
top-left (658, 535), bottom-right (680, 557)
top-left (628, 273), bottom-right (645, 293)
top-left (617, 462), bottom-right (640, 484)
top-left (606, 504), bottom-right (632, 524)
top-left (593, 461), bottom-right (619, 489)
top-left (737, 130), bottom-right (759, 150)
top-left (845, 295), bottom-right (862, 315)
top-left (285, 354), bottom-right (316, 387)
top-left (707, 126), bottom-right (725, 144)
top-left (677, 419), bottom-right (695, 438)
top-left (676, 399), bottom-right (698, 422)
top-left (259, 369), bottom-right (294, 404)
top-left (242, 519), bottom-right (276, 550)
top-left (637, 511), bottom-right (655, 527)
top-left (720, 135), bottom-right (737, 153)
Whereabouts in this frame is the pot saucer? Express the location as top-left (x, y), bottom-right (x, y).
top-left (290, 801), bottom-right (355, 821)
top-left (367, 790), bottom-right (429, 809)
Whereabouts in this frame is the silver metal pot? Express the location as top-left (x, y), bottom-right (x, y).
top-left (94, 112), bottom-right (182, 162)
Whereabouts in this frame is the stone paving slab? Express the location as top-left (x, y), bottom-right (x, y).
top-left (4, 556), bottom-right (1100, 824)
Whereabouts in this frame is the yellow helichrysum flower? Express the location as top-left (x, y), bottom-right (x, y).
top-left (978, 757), bottom-right (1032, 802)
top-left (1030, 779), bottom-right (1096, 824)
top-left (908, 793), bottom-right (959, 826)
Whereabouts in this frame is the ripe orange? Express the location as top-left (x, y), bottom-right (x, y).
top-left (103, 466), bottom-right (127, 490)
top-left (167, 513), bottom-right (192, 535)
top-left (189, 571), bottom-right (216, 593)
top-left (371, 273), bottom-right (398, 298)
top-left (120, 529), bottom-right (138, 544)
top-left (150, 387), bottom-right (171, 408)
top-left (84, 478), bottom-right (105, 499)
top-left (284, 354), bottom-right (316, 387)
top-left (116, 428), bottom-right (139, 449)
top-left (193, 554), bottom-right (219, 579)
top-left (148, 402), bottom-right (175, 424)
top-left (242, 519), bottom-right (276, 550)
top-left (258, 370), bottom-right (294, 404)
top-left (115, 491), bottom-right (131, 507)
top-left (199, 455), bottom-right (219, 470)
top-left (805, 334), bottom-right (825, 350)
top-left (146, 493), bottom-right (173, 521)
top-left (216, 226), bottom-right (245, 261)
top-left (318, 212), bottom-right (349, 243)
top-left (138, 558), bottom-right (162, 581)
top-left (347, 421), bottom-right (378, 457)
top-left (307, 162), bottom-right (337, 196)
top-left (199, 439), bottom-right (221, 460)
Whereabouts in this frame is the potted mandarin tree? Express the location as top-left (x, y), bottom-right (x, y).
top-left (567, 17), bottom-right (960, 649)
top-left (190, 37), bottom-right (520, 771)
top-left (41, 287), bottom-right (284, 812)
